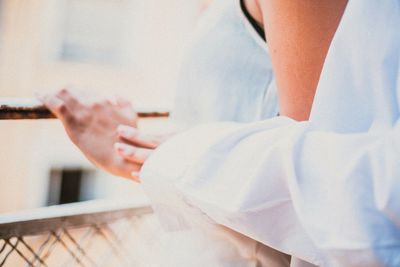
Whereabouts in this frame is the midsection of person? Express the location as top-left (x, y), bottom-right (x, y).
top-left (172, 0), bottom-right (278, 127)
top-left (165, 1), bottom-right (293, 266)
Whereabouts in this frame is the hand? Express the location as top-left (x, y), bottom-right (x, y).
top-left (39, 88), bottom-right (140, 180)
top-left (114, 125), bottom-right (166, 181)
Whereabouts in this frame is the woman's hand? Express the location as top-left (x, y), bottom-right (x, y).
top-left (114, 125), bottom-right (167, 181)
top-left (39, 88), bottom-right (140, 180)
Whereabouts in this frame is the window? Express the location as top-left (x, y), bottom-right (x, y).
top-left (47, 168), bottom-right (96, 205)
top-left (59, 0), bottom-right (128, 65)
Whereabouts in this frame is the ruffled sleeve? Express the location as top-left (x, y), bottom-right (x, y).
top-left (141, 117), bottom-right (400, 266)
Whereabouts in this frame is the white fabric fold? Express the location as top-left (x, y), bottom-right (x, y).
top-left (142, 118), bottom-right (400, 266)
top-left (141, 0), bottom-right (400, 266)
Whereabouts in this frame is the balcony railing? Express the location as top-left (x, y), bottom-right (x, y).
top-left (0, 200), bottom-right (153, 267)
top-left (0, 98), bottom-right (167, 266)
top-left (0, 98), bottom-right (170, 120)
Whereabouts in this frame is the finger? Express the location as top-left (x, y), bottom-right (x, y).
top-left (114, 142), bottom-right (151, 164)
top-left (114, 142), bottom-right (152, 164)
top-left (131, 171), bottom-right (141, 182)
top-left (117, 99), bottom-right (137, 125)
top-left (116, 160), bottom-right (141, 182)
top-left (114, 95), bottom-right (132, 108)
top-left (38, 94), bottom-right (80, 128)
top-left (117, 125), bottom-right (158, 149)
top-left (56, 88), bottom-right (81, 108)
top-left (38, 94), bottom-right (65, 116)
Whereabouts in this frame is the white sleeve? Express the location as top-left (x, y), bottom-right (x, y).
top-left (140, 116), bottom-right (400, 266)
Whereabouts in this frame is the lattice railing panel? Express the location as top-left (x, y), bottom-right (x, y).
top-left (0, 97), bottom-right (165, 267)
top-left (0, 201), bottom-right (155, 267)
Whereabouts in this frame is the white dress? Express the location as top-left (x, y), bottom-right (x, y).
top-left (140, 1), bottom-right (296, 266)
top-left (144, 0), bottom-right (400, 266)
top-left (172, 0), bottom-right (278, 127)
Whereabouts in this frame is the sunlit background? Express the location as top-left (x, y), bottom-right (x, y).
top-left (0, 0), bottom-right (204, 213)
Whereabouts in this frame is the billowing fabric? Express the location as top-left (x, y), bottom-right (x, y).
top-left (140, 0), bottom-right (295, 266)
top-left (141, 0), bottom-right (400, 266)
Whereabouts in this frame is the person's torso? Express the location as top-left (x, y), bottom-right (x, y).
top-left (172, 0), bottom-right (278, 128)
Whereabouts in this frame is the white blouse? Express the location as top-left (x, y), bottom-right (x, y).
top-left (143, 0), bottom-right (400, 266)
top-left (172, 0), bottom-right (278, 127)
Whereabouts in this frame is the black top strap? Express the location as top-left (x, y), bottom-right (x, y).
top-left (240, 0), bottom-right (266, 41)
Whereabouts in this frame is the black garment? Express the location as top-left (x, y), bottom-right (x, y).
top-left (240, 0), bottom-right (266, 41)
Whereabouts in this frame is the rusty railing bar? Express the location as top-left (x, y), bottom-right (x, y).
top-left (0, 98), bottom-right (170, 120)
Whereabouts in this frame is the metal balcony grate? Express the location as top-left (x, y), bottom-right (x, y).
top-left (0, 99), bottom-right (162, 266)
top-left (0, 200), bottom-right (153, 267)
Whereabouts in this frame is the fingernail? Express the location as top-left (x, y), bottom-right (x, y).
top-left (131, 171), bottom-right (140, 177)
top-left (117, 125), bottom-right (135, 136)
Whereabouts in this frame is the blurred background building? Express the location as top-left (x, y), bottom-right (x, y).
top-left (0, 0), bottom-right (202, 213)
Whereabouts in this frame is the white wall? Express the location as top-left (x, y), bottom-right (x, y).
top-left (0, 0), bottom-right (200, 212)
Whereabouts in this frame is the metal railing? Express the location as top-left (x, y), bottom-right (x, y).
top-left (0, 98), bottom-right (167, 266)
top-left (0, 98), bottom-right (170, 120)
top-left (0, 200), bottom-right (153, 267)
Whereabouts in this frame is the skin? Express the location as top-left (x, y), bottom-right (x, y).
top-left (39, 89), bottom-right (164, 181)
top-left (245, 0), bottom-right (348, 121)
top-left (41, 0), bottom-right (348, 180)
